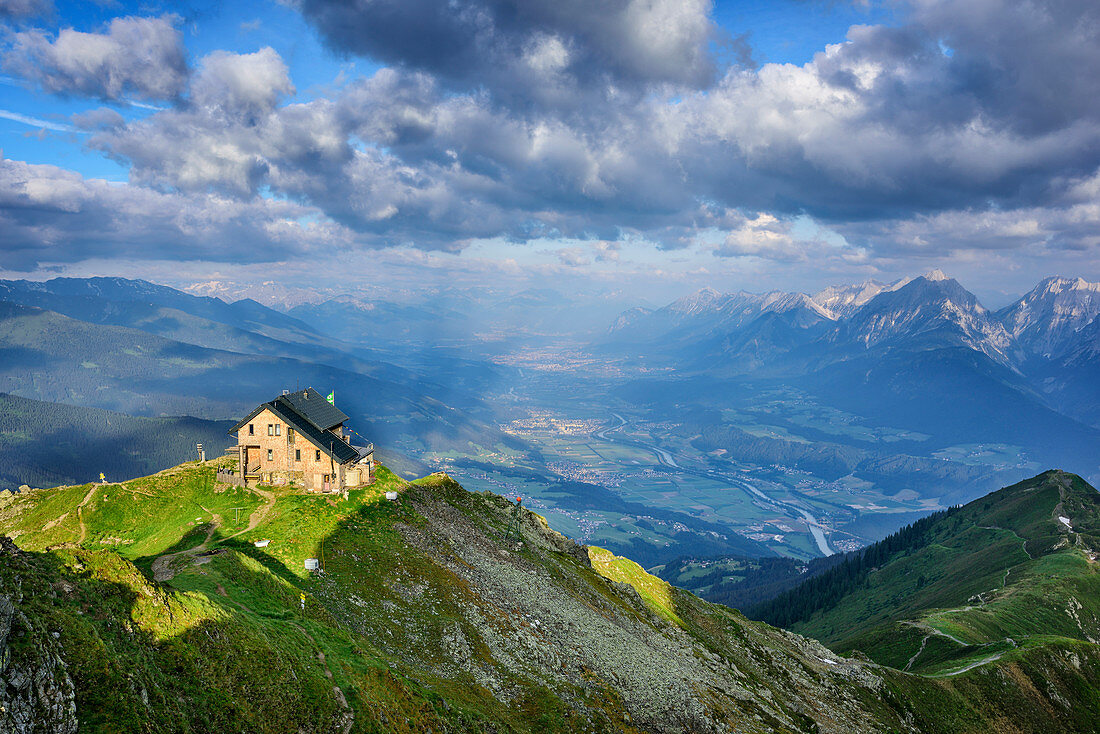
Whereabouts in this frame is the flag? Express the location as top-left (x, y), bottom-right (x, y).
top-left (326, 391), bottom-right (335, 405)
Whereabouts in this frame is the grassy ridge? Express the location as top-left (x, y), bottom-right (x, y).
top-left (3, 464), bottom-right (1100, 732)
top-left (753, 470), bottom-right (1100, 675)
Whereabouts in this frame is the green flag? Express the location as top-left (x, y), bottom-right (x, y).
top-left (326, 391), bottom-right (335, 405)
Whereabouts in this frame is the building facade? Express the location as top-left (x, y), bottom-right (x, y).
top-left (228, 388), bottom-right (374, 492)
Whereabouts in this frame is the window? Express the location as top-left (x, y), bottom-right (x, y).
top-left (295, 449), bottom-right (301, 462)
top-left (315, 450), bottom-right (321, 462)
top-left (267, 449), bottom-right (273, 461)
top-left (248, 424), bottom-right (254, 435)
top-left (267, 424), bottom-right (274, 436)
top-left (287, 428), bottom-right (295, 444)
top-left (274, 424), bottom-right (281, 436)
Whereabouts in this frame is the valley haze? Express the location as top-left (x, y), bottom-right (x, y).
top-left (3, 0), bottom-right (1100, 732)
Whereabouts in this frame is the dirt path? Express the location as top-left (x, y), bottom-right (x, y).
top-left (904, 635), bottom-right (930, 672)
top-left (150, 521), bottom-right (219, 582)
top-left (938, 652), bottom-right (1004, 677)
top-left (223, 488), bottom-right (276, 541)
top-left (290, 621), bottom-right (355, 734)
top-left (151, 488), bottom-right (275, 583)
top-left (75, 483), bottom-right (101, 544)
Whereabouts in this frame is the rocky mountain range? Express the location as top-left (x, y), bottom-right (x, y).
top-left (605, 271), bottom-right (1100, 423)
top-left (610, 271), bottom-right (1100, 368)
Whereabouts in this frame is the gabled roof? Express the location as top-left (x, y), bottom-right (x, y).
top-left (278, 387), bottom-right (349, 431)
top-left (228, 389), bottom-right (359, 465)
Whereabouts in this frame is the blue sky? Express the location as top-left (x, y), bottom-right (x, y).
top-left (1, 0), bottom-right (1098, 306)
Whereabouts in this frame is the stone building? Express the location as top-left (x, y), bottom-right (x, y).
top-left (227, 388), bottom-right (374, 492)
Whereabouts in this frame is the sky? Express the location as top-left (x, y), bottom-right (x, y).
top-left (1, 0), bottom-right (1099, 308)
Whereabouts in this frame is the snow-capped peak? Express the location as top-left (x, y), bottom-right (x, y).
top-left (668, 287), bottom-right (724, 316)
top-left (845, 275), bottom-right (1020, 368)
top-left (998, 276), bottom-right (1100, 357)
top-left (812, 280), bottom-right (889, 319)
top-left (924, 269), bottom-right (949, 282)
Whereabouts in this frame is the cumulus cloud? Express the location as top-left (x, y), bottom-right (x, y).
top-left (90, 48), bottom-right (301, 196)
top-left (190, 48), bottom-right (294, 121)
top-left (3, 14), bottom-right (188, 102)
top-left (0, 155), bottom-right (347, 269)
top-left (299, 0), bottom-right (729, 108)
top-left (7, 0), bottom-right (1100, 273)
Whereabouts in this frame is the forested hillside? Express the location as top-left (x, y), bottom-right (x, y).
top-left (0, 393), bottom-right (232, 488)
top-left (652, 553), bottom-right (845, 611)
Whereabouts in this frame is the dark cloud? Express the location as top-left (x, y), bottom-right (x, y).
top-left (3, 14), bottom-right (188, 102)
top-left (299, 0), bottom-right (728, 108)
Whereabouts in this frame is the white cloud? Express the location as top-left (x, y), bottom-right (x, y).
top-left (5, 0), bottom-right (1100, 281)
top-left (3, 14), bottom-right (188, 102)
top-left (0, 155), bottom-right (349, 269)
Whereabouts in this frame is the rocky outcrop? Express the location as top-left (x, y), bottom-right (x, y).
top-left (0, 537), bottom-right (78, 734)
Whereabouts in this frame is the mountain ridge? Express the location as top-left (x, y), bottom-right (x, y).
top-left (4, 462), bottom-right (1100, 732)
top-left (751, 470), bottom-right (1100, 676)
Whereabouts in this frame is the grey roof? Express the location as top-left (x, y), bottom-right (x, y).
top-left (228, 389), bottom-right (359, 465)
top-left (278, 387), bottom-right (349, 431)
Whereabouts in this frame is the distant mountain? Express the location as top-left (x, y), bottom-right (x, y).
top-left (603, 271), bottom-right (1031, 378)
top-left (1031, 315), bottom-right (1100, 426)
top-left (997, 276), bottom-right (1100, 358)
top-left (0, 277), bottom-right (348, 363)
top-left (183, 278), bottom-right (335, 309)
top-left (0, 301), bottom-right (517, 458)
top-left (289, 294), bottom-right (476, 347)
top-left (601, 270), bottom-right (1100, 488)
top-left (810, 279), bottom-right (895, 319)
top-left (836, 272), bottom-right (1022, 368)
top-left (605, 287), bottom-right (837, 370)
top-left (752, 470), bottom-right (1100, 676)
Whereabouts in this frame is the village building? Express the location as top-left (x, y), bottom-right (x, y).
top-left (226, 388), bottom-right (374, 492)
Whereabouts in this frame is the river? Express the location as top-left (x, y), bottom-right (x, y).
top-left (593, 414), bottom-right (834, 556)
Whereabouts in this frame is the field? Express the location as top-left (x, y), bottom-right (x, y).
top-left (420, 399), bottom-right (957, 564)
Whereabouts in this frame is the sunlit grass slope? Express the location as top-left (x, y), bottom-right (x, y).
top-left (3, 463), bottom-right (1100, 733)
top-left (758, 470), bottom-right (1100, 676)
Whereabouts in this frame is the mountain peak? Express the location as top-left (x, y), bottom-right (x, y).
top-left (811, 280), bottom-right (890, 319)
top-left (1037, 275), bottom-right (1100, 294)
top-left (923, 268), bottom-right (950, 282)
top-left (845, 274), bottom-right (1020, 366)
top-left (668, 287), bottom-right (724, 315)
top-left (999, 275), bottom-right (1100, 357)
